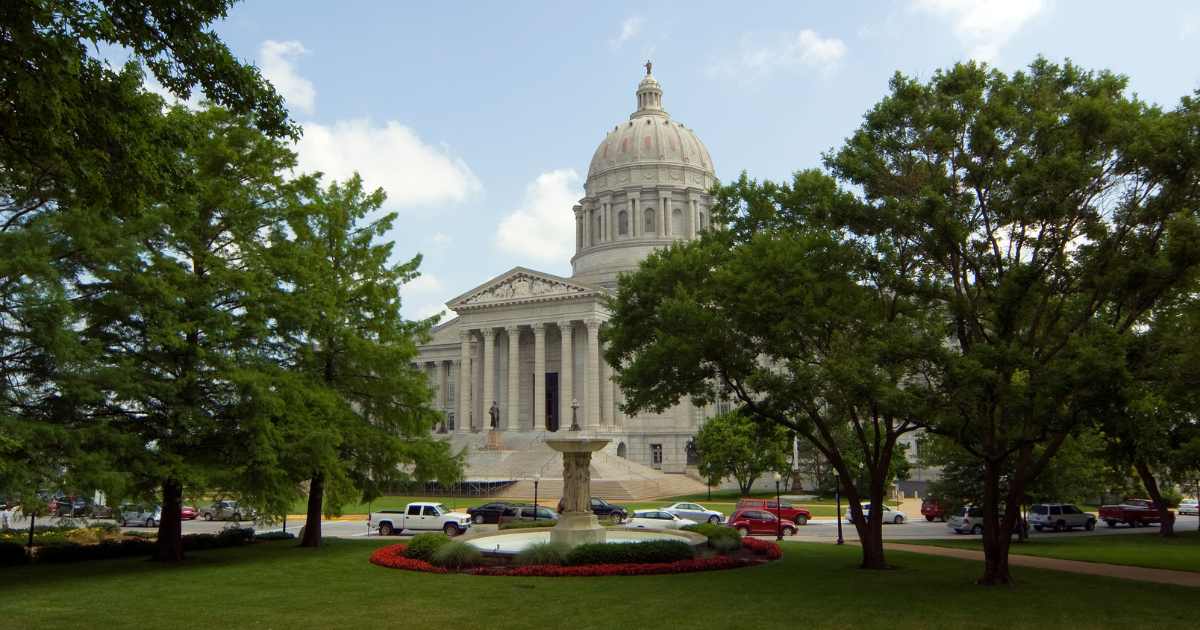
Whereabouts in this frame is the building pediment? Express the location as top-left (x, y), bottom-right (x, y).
top-left (448, 267), bottom-right (604, 311)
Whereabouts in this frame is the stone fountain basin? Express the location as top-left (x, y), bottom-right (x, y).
top-left (462, 528), bottom-right (706, 557)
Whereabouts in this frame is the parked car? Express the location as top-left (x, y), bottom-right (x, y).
top-left (1029, 503), bottom-right (1096, 532)
top-left (946, 506), bottom-right (1027, 535)
top-left (467, 501), bottom-right (516, 525)
top-left (119, 504), bottom-right (162, 528)
top-left (1179, 499), bottom-right (1198, 516)
top-left (498, 505), bottom-right (558, 523)
top-left (845, 503), bottom-right (907, 524)
top-left (369, 502), bottom-right (473, 537)
top-left (728, 509), bottom-right (797, 536)
top-left (1098, 499), bottom-right (1171, 528)
top-left (200, 500), bottom-right (256, 522)
top-left (180, 505), bottom-right (198, 520)
top-left (624, 509), bottom-right (697, 530)
top-left (557, 497), bottom-right (627, 523)
top-left (921, 498), bottom-right (946, 522)
top-left (736, 498), bottom-right (812, 526)
top-left (662, 502), bottom-right (724, 524)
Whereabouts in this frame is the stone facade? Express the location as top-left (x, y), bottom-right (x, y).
top-left (414, 69), bottom-right (715, 477)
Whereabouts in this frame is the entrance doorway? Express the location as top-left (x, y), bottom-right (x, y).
top-left (650, 444), bottom-right (663, 469)
top-left (545, 373), bottom-right (559, 431)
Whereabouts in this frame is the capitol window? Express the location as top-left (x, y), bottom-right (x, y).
top-left (618, 210), bottom-right (629, 236)
top-left (644, 209), bottom-right (655, 234)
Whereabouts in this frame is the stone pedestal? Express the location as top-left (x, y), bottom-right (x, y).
top-left (484, 430), bottom-right (504, 450)
top-left (545, 436), bottom-right (611, 548)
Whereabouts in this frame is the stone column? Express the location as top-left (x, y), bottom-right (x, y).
top-left (532, 322), bottom-right (546, 431)
top-left (505, 325), bottom-right (520, 431)
top-left (661, 197), bottom-right (669, 237)
top-left (456, 332), bottom-right (471, 434)
top-left (631, 198), bottom-right (639, 237)
top-left (585, 319), bottom-right (601, 430)
top-left (582, 207), bottom-right (591, 247)
top-left (558, 320), bottom-right (574, 430)
top-left (600, 341), bottom-right (613, 429)
top-left (481, 328), bottom-right (496, 431)
top-left (561, 452), bottom-right (591, 513)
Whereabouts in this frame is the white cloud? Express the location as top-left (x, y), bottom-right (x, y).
top-left (495, 169), bottom-right (582, 263)
top-left (610, 16), bottom-right (644, 50)
top-left (430, 232), bottom-right (452, 248)
top-left (709, 30), bottom-right (847, 79)
top-left (143, 74), bottom-right (203, 110)
top-left (294, 119), bottom-right (481, 208)
top-left (912, 0), bottom-right (1045, 61)
top-left (259, 40), bottom-right (317, 115)
top-left (404, 273), bottom-right (443, 294)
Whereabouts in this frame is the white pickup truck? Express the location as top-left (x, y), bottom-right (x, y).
top-left (369, 502), bottom-right (473, 537)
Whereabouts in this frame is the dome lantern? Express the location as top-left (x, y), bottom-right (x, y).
top-left (633, 60), bottom-right (665, 117)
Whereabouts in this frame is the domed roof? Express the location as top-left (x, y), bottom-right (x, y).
top-left (585, 70), bottom-right (714, 185)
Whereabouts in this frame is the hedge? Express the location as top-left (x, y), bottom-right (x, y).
top-left (565, 540), bottom-right (694, 566)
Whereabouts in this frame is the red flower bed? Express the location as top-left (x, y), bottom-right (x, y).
top-left (369, 544), bottom-right (447, 573)
top-left (370, 538), bottom-right (781, 577)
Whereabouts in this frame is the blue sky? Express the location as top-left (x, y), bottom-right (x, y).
top-left (196, 1), bottom-right (1200, 320)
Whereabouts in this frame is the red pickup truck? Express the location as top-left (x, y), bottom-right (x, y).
top-left (736, 498), bottom-right (812, 526)
top-left (1098, 499), bottom-right (1174, 528)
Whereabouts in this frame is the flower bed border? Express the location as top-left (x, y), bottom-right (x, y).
top-left (369, 537), bottom-right (782, 577)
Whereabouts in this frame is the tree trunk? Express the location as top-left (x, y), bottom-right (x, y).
top-left (1134, 460), bottom-right (1175, 537)
top-left (27, 512), bottom-right (35, 548)
top-left (844, 480), bottom-right (888, 569)
top-left (155, 478), bottom-right (184, 562)
top-left (977, 461), bottom-right (1013, 585)
top-left (300, 471), bottom-right (324, 547)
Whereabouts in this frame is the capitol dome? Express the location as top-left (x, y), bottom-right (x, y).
top-left (571, 66), bottom-right (718, 288)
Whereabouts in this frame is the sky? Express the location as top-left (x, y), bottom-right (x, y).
top-left (186, 0), bottom-right (1200, 320)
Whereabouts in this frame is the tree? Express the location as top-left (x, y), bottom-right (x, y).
top-left (268, 175), bottom-right (463, 547)
top-left (605, 171), bottom-right (944, 569)
top-left (694, 411), bottom-right (791, 496)
top-left (824, 59), bottom-right (1200, 584)
top-left (68, 107), bottom-right (300, 562)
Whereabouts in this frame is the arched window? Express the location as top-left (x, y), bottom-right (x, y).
top-left (617, 442), bottom-right (627, 458)
top-left (671, 208), bottom-right (684, 236)
top-left (618, 210), bottom-right (629, 236)
top-left (644, 209), bottom-right (655, 234)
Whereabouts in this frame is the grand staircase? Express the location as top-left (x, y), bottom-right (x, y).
top-left (439, 431), bottom-right (707, 501)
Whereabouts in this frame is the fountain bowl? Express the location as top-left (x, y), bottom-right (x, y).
top-left (462, 528), bottom-right (706, 557)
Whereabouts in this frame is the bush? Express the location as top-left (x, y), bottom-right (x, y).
top-left (514, 541), bottom-right (570, 566)
top-left (255, 531), bottom-right (296, 541)
top-left (217, 527), bottom-right (255, 546)
top-left (34, 538), bottom-right (156, 563)
top-left (0, 542), bottom-right (28, 566)
top-left (565, 540), bottom-right (694, 566)
top-left (404, 533), bottom-right (451, 561)
top-left (430, 541), bottom-right (481, 569)
top-left (681, 523), bottom-right (742, 553)
top-left (499, 519), bottom-right (556, 530)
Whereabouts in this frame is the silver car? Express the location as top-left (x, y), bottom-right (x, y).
top-left (119, 504), bottom-right (161, 527)
top-left (1029, 503), bottom-right (1095, 532)
top-left (200, 500), bottom-right (256, 521)
top-left (662, 502), bottom-right (724, 524)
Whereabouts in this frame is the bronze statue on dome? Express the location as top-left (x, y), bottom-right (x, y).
top-left (644, 60), bottom-right (652, 76)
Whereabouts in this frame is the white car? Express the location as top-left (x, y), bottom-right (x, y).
top-left (662, 502), bottom-right (724, 524)
top-left (845, 503), bottom-right (907, 525)
top-left (624, 509), bottom-right (697, 530)
top-left (1178, 499), bottom-right (1198, 516)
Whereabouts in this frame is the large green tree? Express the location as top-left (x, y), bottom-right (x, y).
top-left (824, 59), bottom-right (1200, 584)
top-left (694, 411), bottom-right (791, 496)
top-left (268, 175), bottom-right (462, 547)
top-left (605, 171), bottom-right (944, 569)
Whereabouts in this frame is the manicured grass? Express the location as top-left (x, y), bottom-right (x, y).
top-left (0, 539), bottom-right (1193, 628)
top-left (909, 530), bottom-right (1200, 573)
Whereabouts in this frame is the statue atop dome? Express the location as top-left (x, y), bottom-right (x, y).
top-left (644, 60), bottom-right (652, 76)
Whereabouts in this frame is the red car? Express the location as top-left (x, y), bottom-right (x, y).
top-left (921, 498), bottom-right (945, 522)
top-left (735, 498), bottom-right (812, 526)
top-left (180, 505), bottom-right (198, 520)
top-left (728, 508), bottom-right (797, 536)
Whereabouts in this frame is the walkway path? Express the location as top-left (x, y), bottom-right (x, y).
top-left (884, 542), bottom-right (1200, 588)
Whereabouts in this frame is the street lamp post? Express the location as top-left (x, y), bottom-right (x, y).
top-left (835, 472), bottom-right (844, 545)
top-left (533, 474), bottom-right (541, 521)
top-left (774, 472), bottom-right (783, 542)
top-left (569, 398), bottom-right (581, 431)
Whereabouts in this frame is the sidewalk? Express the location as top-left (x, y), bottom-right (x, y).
top-left (883, 542), bottom-right (1200, 588)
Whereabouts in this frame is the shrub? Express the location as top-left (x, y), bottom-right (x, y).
top-left (404, 533), bottom-right (451, 561)
top-left (217, 527), bottom-right (255, 546)
top-left (430, 541), bottom-right (482, 569)
top-left (34, 538), bottom-right (156, 563)
top-left (256, 531), bottom-right (296, 541)
top-left (682, 523), bottom-right (742, 554)
top-left (0, 542), bottom-right (28, 566)
top-left (565, 540), bottom-right (694, 566)
top-left (499, 519), bottom-right (556, 530)
top-left (514, 541), bottom-right (570, 566)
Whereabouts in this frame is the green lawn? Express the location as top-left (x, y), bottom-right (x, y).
top-left (909, 530), bottom-right (1200, 573)
top-left (0, 539), bottom-right (1193, 628)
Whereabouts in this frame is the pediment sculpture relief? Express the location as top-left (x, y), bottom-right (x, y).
top-left (461, 274), bottom-right (589, 305)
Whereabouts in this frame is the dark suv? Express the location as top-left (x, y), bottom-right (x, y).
top-left (557, 497), bottom-right (627, 523)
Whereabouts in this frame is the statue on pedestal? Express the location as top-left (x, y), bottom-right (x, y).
top-left (488, 401), bottom-right (499, 430)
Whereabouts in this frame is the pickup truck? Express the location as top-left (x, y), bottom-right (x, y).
top-left (369, 502), bottom-right (473, 537)
top-left (1098, 499), bottom-right (1173, 528)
